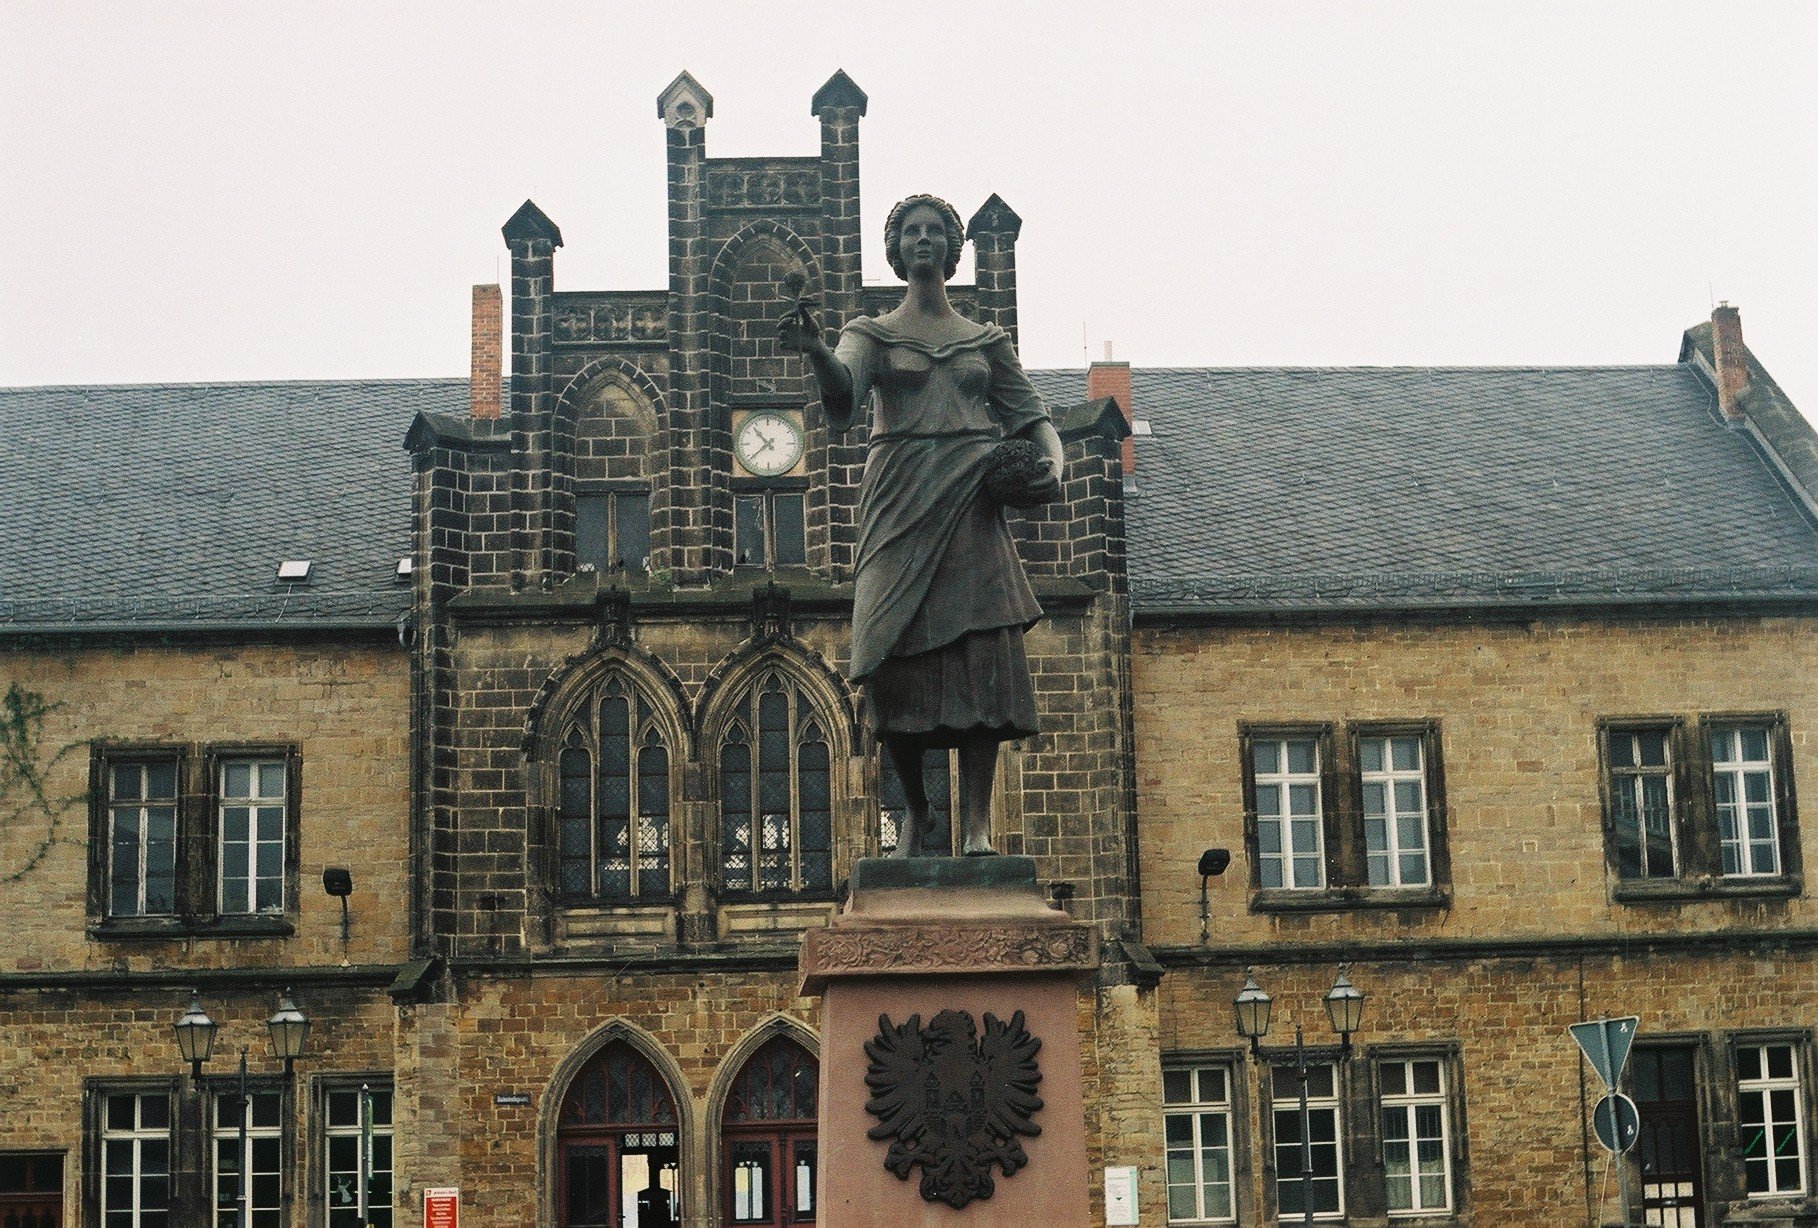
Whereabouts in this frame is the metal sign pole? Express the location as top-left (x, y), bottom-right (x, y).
top-left (358, 1083), bottom-right (372, 1227)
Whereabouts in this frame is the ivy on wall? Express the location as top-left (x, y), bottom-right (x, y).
top-left (1, 683), bottom-right (83, 884)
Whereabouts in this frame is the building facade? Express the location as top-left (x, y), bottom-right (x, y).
top-left (4, 71), bottom-right (1818, 1228)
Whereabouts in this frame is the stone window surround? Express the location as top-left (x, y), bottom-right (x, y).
top-left (311, 1075), bottom-right (395, 1228)
top-left (1161, 1053), bottom-right (1245, 1226)
top-left (1598, 711), bottom-right (1803, 904)
top-left (86, 741), bottom-right (302, 940)
top-left (1247, 1042), bottom-right (1470, 1226)
top-left (1237, 720), bottom-right (1452, 914)
top-left (1624, 1029), bottom-right (1818, 1216)
top-left (82, 1079), bottom-right (176, 1228)
top-left (1731, 1031), bottom-right (1814, 1204)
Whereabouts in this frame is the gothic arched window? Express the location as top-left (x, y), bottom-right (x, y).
top-left (719, 673), bottom-right (834, 896)
top-left (557, 676), bottom-right (672, 902)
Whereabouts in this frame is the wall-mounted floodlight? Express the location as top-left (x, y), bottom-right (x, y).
top-left (1198, 848), bottom-right (1230, 944)
top-left (322, 868), bottom-right (352, 945)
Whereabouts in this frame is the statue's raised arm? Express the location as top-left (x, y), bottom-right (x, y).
top-left (777, 272), bottom-right (856, 428)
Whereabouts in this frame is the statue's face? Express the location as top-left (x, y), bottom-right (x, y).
top-left (899, 202), bottom-right (950, 279)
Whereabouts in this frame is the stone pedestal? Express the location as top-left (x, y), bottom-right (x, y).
top-left (799, 857), bottom-right (1100, 1227)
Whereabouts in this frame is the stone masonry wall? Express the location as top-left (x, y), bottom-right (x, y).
top-left (1135, 614), bottom-right (1818, 948)
top-left (0, 641), bottom-right (412, 972)
top-left (1158, 949), bottom-right (1818, 1226)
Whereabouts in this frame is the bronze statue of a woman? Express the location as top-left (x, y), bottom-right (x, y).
top-left (779, 194), bottom-right (1063, 857)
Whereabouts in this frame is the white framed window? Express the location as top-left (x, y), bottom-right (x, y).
top-left (1253, 737), bottom-right (1324, 889)
top-left (107, 760), bottom-right (179, 917)
top-left (1271, 1062), bottom-right (1342, 1220)
top-left (100, 1091), bottom-right (172, 1228)
top-left (1710, 727), bottom-right (1780, 877)
top-left (325, 1084), bottom-right (393, 1228)
top-left (1607, 727), bottom-right (1677, 880)
top-left (1162, 1063), bottom-right (1235, 1224)
top-left (1361, 736), bottom-right (1431, 887)
top-left (1737, 1043), bottom-right (1808, 1198)
top-left (218, 760), bottom-right (286, 914)
top-left (1380, 1058), bottom-right (1452, 1215)
top-left (213, 1089), bottom-right (283, 1228)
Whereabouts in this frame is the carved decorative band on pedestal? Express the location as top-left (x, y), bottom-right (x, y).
top-left (800, 923), bottom-right (1096, 992)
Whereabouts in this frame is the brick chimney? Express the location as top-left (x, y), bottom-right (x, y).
top-left (1087, 343), bottom-right (1134, 471)
top-left (1711, 302), bottom-right (1749, 421)
top-left (470, 283), bottom-right (503, 420)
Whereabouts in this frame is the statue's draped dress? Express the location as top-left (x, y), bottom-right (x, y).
top-left (834, 315), bottom-right (1050, 745)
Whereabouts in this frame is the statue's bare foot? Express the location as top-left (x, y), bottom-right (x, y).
top-left (961, 833), bottom-right (994, 856)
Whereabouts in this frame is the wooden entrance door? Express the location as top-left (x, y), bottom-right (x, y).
top-left (1631, 1046), bottom-right (1704, 1227)
top-left (721, 1037), bottom-right (818, 1226)
top-left (0, 1153), bottom-right (62, 1228)
top-left (556, 1043), bottom-right (680, 1228)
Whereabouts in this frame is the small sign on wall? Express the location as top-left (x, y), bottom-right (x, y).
top-left (1104, 1166), bottom-right (1138, 1225)
top-left (424, 1187), bottom-right (459, 1228)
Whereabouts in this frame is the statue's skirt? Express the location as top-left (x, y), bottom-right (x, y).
top-left (866, 626), bottom-right (1038, 746)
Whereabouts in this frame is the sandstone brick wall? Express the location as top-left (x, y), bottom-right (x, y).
top-left (0, 984), bottom-right (401, 1228)
top-left (1157, 949), bottom-right (1818, 1225)
top-left (1135, 614), bottom-right (1818, 948)
top-left (0, 641), bottom-right (412, 972)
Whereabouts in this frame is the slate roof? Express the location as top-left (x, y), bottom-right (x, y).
top-left (1089, 364), bottom-right (1818, 613)
top-left (3, 362), bottom-right (1816, 632)
top-left (0, 380), bottom-right (464, 632)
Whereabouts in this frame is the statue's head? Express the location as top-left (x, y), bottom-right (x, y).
top-left (884, 194), bottom-right (965, 281)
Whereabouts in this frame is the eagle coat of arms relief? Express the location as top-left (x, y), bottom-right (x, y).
top-left (862, 1008), bottom-right (1045, 1208)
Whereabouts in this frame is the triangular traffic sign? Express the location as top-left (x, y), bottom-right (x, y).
top-left (1570, 1017), bottom-right (1640, 1091)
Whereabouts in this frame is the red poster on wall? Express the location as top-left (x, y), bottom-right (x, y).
top-left (423, 1188), bottom-right (459, 1228)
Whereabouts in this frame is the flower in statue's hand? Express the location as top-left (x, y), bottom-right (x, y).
top-left (983, 439), bottom-right (1060, 508)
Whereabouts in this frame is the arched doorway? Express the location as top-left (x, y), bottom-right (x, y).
top-left (721, 1036), bottom-right (818, 1225)
top-left (557, 1041), bottom-right (680, 1227)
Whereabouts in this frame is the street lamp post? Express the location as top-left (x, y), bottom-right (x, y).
top-left (1233, 965), bottom-right (1366, 1226)
top-left (173, 990), bottom-right (309, 1228)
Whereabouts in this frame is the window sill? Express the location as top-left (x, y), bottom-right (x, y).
top-left (88, 915), bottom-right (295, 941)
top-left (1250, 886), bottom-right (1451, 914)
top-left (720, 891), bottom-right (839, 906)
top-left (1612, 874), bottom-right (1803, 904)
top-left (1717, 1193), bottom-right (1818, 1223)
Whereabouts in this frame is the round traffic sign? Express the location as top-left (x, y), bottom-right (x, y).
top-left (1593, 1092), bottom-right (1641, 1152)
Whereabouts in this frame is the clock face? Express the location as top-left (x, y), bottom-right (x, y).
top-left (734, 411), bottom-right (805, 478)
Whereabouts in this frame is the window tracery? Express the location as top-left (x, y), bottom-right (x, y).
top-left (718, 672), bottom-right (834, 896)
top-left (557, 676), bottom-right (672, 902)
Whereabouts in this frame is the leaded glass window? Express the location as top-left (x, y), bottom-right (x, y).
top-left (720, 674), bottom-right (834, 895)
top-left (556, 677), bottom-right (672, 901)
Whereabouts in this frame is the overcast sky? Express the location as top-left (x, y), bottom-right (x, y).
top-left (3, 1), bottom-right (1815, 415)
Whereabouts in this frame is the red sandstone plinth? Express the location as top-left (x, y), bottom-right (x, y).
top-left (799, 857), bottom-right (1100, 1227)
